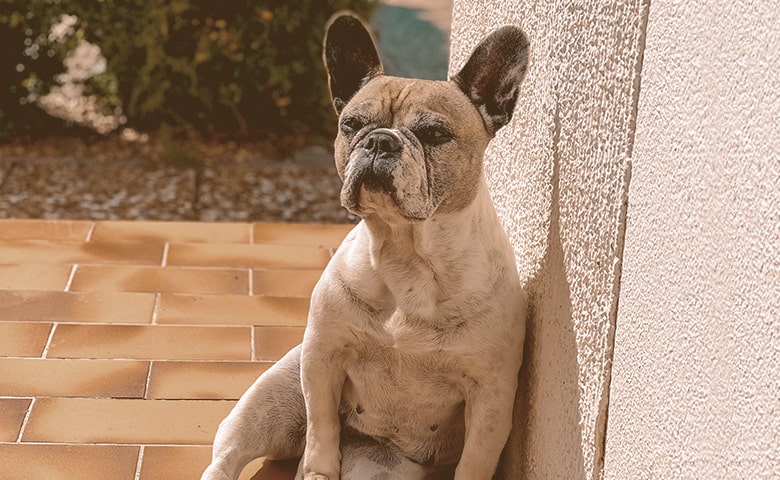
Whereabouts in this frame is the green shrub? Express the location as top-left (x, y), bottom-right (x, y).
top-left (0, 0), bottom-right (375, 139)
top-left (0, 2), bottom-right (80, 140)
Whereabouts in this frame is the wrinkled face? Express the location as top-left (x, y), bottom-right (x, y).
top-left (333, 76), bottom-right (491, 222)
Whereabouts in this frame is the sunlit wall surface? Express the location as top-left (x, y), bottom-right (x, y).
top-left (450, 0), bottom-right (779, 478)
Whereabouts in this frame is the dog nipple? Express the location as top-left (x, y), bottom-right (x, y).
top-left (356, 404), bottom-right (364, 414)
top-left (429, 424), bottom-right (439, 432)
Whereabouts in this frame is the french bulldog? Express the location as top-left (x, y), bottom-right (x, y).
top-left (201, 11), bottom-right (529, 480)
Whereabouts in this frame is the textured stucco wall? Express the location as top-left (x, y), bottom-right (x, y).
top-left (602, 1), bottom-right (780, 479)
top-left (449, 1), bottom-right (646, 478)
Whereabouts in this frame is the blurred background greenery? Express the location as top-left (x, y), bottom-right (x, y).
top-left (0, 0), bottom-right (378, 142)
top-left (0, 0), bottom-right (451, 222)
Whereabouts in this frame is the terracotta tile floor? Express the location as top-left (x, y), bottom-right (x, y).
top-left (0, 219), bottom-right (353, 480)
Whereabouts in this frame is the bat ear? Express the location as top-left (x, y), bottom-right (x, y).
top-left (452, 26), bottom-right (530, 135)
top-left (323, 11), bottom-right (383, 114)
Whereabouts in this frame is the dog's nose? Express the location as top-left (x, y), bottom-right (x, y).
top-left (363, 129), bottom-right (402, 155)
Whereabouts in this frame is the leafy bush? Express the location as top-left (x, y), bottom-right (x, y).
top-left (0, 2), bottom-right (81, 140)
top-left (0, 0), bottom-right (375, 140)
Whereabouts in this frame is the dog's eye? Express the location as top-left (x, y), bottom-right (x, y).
top-left (415, 125), bottom-right (453, 146)
top-left (340, 116), bottom-right (365, 134)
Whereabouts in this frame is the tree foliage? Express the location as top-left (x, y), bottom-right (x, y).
top-left (0, 0), bottom-right (375, 140)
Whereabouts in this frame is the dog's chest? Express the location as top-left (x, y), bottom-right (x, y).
top-left (344, 334), bottom-right (462, 401)
top-left (339, 319), bottom-right (468, 462)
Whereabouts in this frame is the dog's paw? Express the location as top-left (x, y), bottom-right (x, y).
top-left (200, 464), bottom-right (231, 480)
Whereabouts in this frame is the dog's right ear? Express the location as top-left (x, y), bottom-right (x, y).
top-left (323, 11), bottom-right (383, 114)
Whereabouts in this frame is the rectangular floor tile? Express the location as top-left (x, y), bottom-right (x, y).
top-left (0, 398), bottom-right (31, 442)
top-left (70, 265), bottom-right (249, 295)
top-left (239, 458), bottom-right (298, 480)
top-left (252, 269), bottom-right (323, 297)
top-left (0, 358), bottom-right (148, 398)
top-left (0, 444), bottom-right (139, 480)
top-left (0, 322), bottom-right (52, 356)
top-left (140, 446), bottom-right (289, 480)
top-left (0, 219), bottom-right (92, 240)
top-left (253, 326), bottom-right (304, 361)
top-left (167, 243), bottom-right (330, 269)
top-left (0, 290), bottom-right (155, 323)
top-left (91, 220), bottom-right (250, 244)
top-left (23, 398), bottom-right (235, 444)
top-left (156, 294), bottom-right (309, 326)
top-left (139, 445), bottom-right (211, 480)
top-left (146, 361), bottom-right (271, 400)
top-left (47, 324), bottom-right (251, 360)
top-left (0, 264), bottom-right (72, 291)
top-left (253, 222), bottom-right (354, 248)
top-left (0, 239), bottom-right (163, 265)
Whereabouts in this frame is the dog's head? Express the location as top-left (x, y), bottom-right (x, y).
top-left (324, 12), bottom-right (529, 222)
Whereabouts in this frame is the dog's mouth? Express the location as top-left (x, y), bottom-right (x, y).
top-left (340, 128), bottom-right (403, 215)
top-left (340, 153), bottom-right (399, 214)
top-left (340, 161), bottom-right (433, 223)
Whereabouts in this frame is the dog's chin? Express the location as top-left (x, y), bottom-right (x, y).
top-left (341, 184), bottom-right (429, 223)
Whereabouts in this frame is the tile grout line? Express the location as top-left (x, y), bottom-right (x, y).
top-left (248, 268), bottom-right (253, 296)
top-left (64, 264), bottom-right (78, 292)
top-left (133, 445), bottom-right (145, 480)
top-left (73, 264), bottom-right (258, 273)
top-left (161, 242), bottom-right (170, 267)
top-left (84, 222), bottom-right (97, 242)
top-left (143, 361), bottom-right (153, 399)
top-left (250, 326), bottom-right (256, 361)
top-left (15, 397), bottom-right (36, 443)
top-left (0, 358), bottom-right (278, 365)
top-left (6, 441), bottom-right (223, 447)
top-left (40, 323), bottom-right (58, 359)
top-left (151, 293), bottom-right (161, 325)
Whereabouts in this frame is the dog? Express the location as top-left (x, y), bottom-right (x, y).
top-left (201, 12), bottom-right (529, 480)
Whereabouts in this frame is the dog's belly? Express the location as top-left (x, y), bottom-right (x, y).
top-left (340, 350), bottom-right (466, 465)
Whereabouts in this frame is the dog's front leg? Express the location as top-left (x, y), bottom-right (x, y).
top-left (454, 380), bottom-right (517, 480)
top-left (300, 330), bottom-right (346, 480)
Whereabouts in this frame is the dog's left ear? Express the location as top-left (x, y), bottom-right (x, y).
top-left (323, 11), bottom-right (383, 114)
top-left (452, 26), bottom-right (530, 136)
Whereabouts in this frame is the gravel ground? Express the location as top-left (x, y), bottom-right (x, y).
top-left (0, 143), bottom-right (356, 223)
top-left (0, 0), bottom-right (451, 224)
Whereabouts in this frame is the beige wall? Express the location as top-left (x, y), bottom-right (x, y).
top-left (602, 1), bottom-right (780, 478)
top-left (449, 1), bottom-right (646, 478)
top-left (450, 0), bottom-right (779, 479)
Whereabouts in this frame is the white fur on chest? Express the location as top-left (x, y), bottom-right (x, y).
top-left (340, 322), bottom-right (467, 464)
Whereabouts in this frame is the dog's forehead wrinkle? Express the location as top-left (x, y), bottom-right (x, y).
top-left (381, 78), bottom-right (442, 116)
top-left (344, 102), bottom-right (374, 120)
top-left (397, 80), bottom-right (417, 105)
